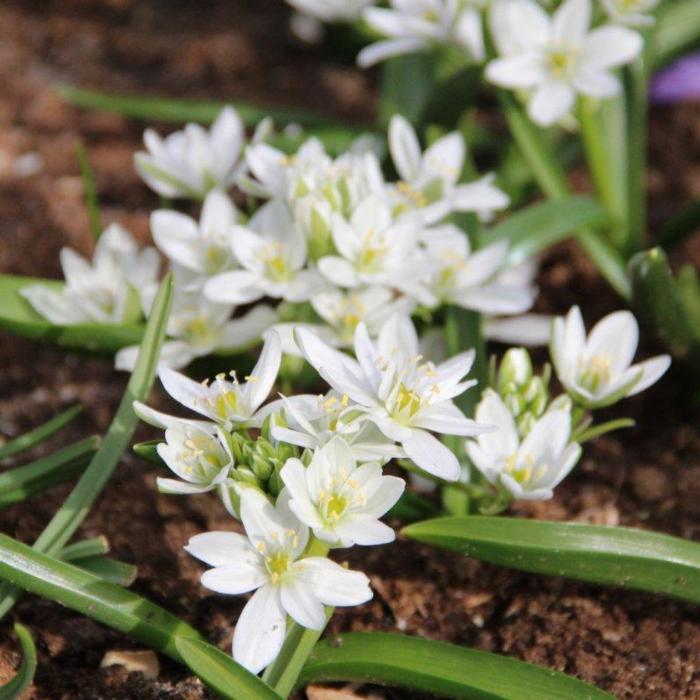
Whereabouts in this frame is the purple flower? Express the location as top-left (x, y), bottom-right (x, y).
top-left (651, 51), bottom-right (700, 104)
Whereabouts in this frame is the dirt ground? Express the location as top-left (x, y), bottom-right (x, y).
top-left (1, 1), bottom-right (700, 698)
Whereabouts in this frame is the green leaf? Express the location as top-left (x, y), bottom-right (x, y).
top-left (629, 247), bottom-right (696, 355)
top-left (133, 440), bottom-right (163, 465)
top-left (75, 141), bottom-right (102, 241)
top-left (0, 623), bottom-right (37, 700)
top-left (175, 637), bottom-right (280, 700)
top-left (0, 436), bottom-right (99, 509)
top-left (653, 0), bottom-right (700, 69)
top-left (299, 632), bottom-right (614, 699)
top-left (0, 275), bottom-right (173, 620)
top-left (73, 556), bottom-right (138, 587)
top-left (0, 531), bottom-right (279, 700)
top-left (57, 85), bottom-right (367, 156)
top-left (677, 265), bottom-right (700, 342)
top-left (379, 54), bottom-right (437, 127)
top-left (59, 536), bottom-right (110, 562)
top-left (404, 516), bottom-right (700, 604)
top-left (658, 198), bottom-right (700, 250)
top-left (484, 196), bottom-right (608, 263)
top-left (0, 404), bottom-right (82, 459)
top-left (0, 274), bottom-right (145, 352)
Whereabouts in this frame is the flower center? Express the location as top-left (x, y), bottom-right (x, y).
top-left (180, 431), bottom-right (226, 479)
top-left (505, 452), bottom-right (535, 484)
top-left (396, 181), bottom-right (428, 208)
top-left (265, 551), bottom-right (291, 584)
top-left (547, 49), bottom-right (577, 78)
top-left (578, 354), bottom-right (611, 393)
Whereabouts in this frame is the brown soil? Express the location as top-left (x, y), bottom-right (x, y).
top-left (1, 1), bottom-right (700, 699)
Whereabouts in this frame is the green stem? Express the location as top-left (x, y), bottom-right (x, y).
top-left (261, 538), bottom-right (332, 697)
top-left (498, 92), bottom-right (631, 299)
top-left (0, 275), bottom-right (173, 621)
top-left (626, 52), bottom-right (649, 254)
top-left (75, 141), bottom-right (102, 241)
top-left (579, 96), bottom-right (628, 250)
top-left (573, 417), bottom-right (635, 443)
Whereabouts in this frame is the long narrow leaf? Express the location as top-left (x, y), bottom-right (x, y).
top-left (0, 532), bottom-right (278, 700)
top-left (299, 632), bottom-right (614, 699)
top-left (75, 141), bottom-right (102, 241)
top-left (404, 516), bottom-right (700, 604)
top-left (0, 405), bottom-right (82, 459)
top-left (73, 556), bottom-right (138, 587)
top-left (0, 436), bottom-right (99, 509)
top-left (0, 275), bottom-right (173, 619)
top-left (653, 0), bottom-right (700, 69)
top-left (484, 196), bottom-right (608, 263)
top-left (0, 624), bottom-right (37, 700)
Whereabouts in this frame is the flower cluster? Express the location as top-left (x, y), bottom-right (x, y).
top-left (24, 104), bottom-right (541, 371)
top-left (355, 0), bottom-right (646, 126)
top-left (136, 303), bottom-right (668, 673)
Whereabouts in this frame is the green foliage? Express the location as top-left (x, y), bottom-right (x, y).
top-left (404, 516), bottom-right (700, 604)
top-left (0, 624), bottom-right (37, 700)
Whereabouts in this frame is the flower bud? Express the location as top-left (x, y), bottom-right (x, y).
top-left (497, 348), bottom-right (532, 393)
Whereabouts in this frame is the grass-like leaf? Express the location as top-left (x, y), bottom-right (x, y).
top-left (0, 531), bottom-right (279, 700)
top-left (298, 632), bottom-right (614, 699)
top-left (0, 436), bottom-right (99, 510)
top-left (0, 274), bottom-right (173, 620)
top-left (0, 623), bottom-right (37, 700)
top-left (654, 0), bottom-right (700, 69)
top-left (75, 140), bottom-right (102, 241)
top-left (0, 404), bottom-right (82, 459)
top-left (485, 196), bottom-right (608, 264)
top-left (404, 516), bottom-right (700, 604)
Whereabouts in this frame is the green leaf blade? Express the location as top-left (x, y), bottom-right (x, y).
top-left (299, 632), bottom-right (614, 700)
top-left (0, 624), bottom-right (37, 700)
top-left (0, 405), bottom-right (82, 460)
top-left (404, 516), bottom-right (700, 604)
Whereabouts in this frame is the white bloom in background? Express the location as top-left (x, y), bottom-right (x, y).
top-left (466, 389), bottom-right (581, 500)
top-left (21, 224), bottom-right (159, 325)
top-left (388, 116), bottom-right (509, 224)
top-left (151, 189), bottom-right (239, 278)
top-left (186, 489), bottom-right (372, 673)
top-left (296, 314), bottom-right (492, 480)
top-left (135, 107), bottom-right (244, 199)
top-left (318, 195), bottom-right (426, 294)
top-left (550, 306), bottom-right (671, 408)
top-left (153, 331), bottom-right (283, 428)
top-left (358, 0), bottom-right (487, 67)
top-left (600, 0), bottom-right (659, 27)
top-left (156, 421), bottom-right (234, 495)
top-left (281, 436), bottom-right (404, 546)
top-left (115, 291), bottom-right (276, 371)
top-left (272, 392), bottom-right (403, 462)
top-left (204, 200), bottom-right (322, 305)
top-left (285, 0), bottom-right (375, 22)
top-left (422, 225), bottom-right (535, 314)
top-left (486, 0), bottom-right (643, 126)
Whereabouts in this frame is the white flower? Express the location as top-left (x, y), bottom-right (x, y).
top-left (115, 290), bottom-right (276, 371)
top-left (186, 489), bottom-right (372, 673)
top-left (486, 0), bottom-right (643, 126)
top-left (281, 437), bottom-right (404, 546)
top-left (153, 331), bottom-right (283, 428)
top-left (285, 0), bottom-right (375, 22)
top-left (151, 189), bottom-right (239, 277)
top-left (156, 420), bottom-right (234, 495)
top-left (358, 0), bottom-right (487, 67)
top-left (421, 225), bottom-right (535, 314)
top-left (466, 389), bottom-right (581, 500)
top-left (204, 200), bottom-right (322, 305)
top-left (135, 107), bottom-right (245, 199)
top-left (295, 314), bottom-right (492, 480)
top-left (388, 116), bottom-right (509, 224)
top-left (600, 0), bottom-right (658, 27)
top-left (272, 392), bottom-right (403, 462)
top-left (21, 224), bottom-right (159, 325)
top-left (317, 195), bottom-right (427, 295)
top-left (550, 306), bottom-right (671, 408)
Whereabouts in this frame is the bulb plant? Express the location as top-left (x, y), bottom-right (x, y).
top-left (0, 0), bottom-right (699, 697)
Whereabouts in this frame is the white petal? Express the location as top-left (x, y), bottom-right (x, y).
top-left (157, 478), bottom-right (214, 495)
top-left (402, 429), bottom-right (461, 481)
top-left (572, 70), bottom-right (620, 98)
top-left (150, 210), bottom-right (200, 271)
top-left (473, 389), bottom-right (519, 459)
top-left (233, 585), bottom-right (286, 674)
top-left (186, 530), bottom-right (259, 567)
top-left (580, 26), bottom-right (643, 71)
top-left (243, 331), bottom-right (282, 412)
top-left (357, 37), bottom-right (428, 68)
top-left (388, 114), bottom-right (423, 183)
top-left (335, 515), bottom-right (396, 546)
top-left (626, 355), bottom-right (671, 396)
top-left (280, 577), bottom-right (326, 630)
top-left (294, 557), bottom-right (372, 607)
top-left (413, 402), bottom-right (486, 436)
top-left (204, 270), bottom-right (264, 305)
top-left (552, 0), bottom-right (591, 48)
top-left (485, 53), bottom-right (547, 89)
top-left (529, 81), bottom-right (576, 126)
top-left (585, 310), bottom-right (639, 375)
